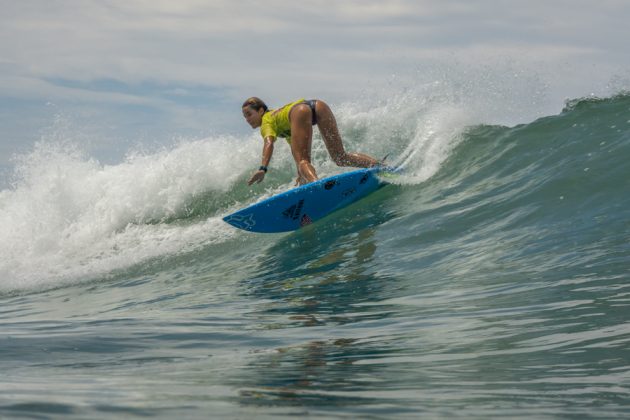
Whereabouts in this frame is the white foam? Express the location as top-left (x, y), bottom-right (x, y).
top-left (329, 60), bottom-right (554, 184)
top-left (0, 136), bottom-right (256, 291)
top-left (332, 84), bottom-right (472, 185)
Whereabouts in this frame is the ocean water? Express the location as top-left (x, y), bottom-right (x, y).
top-left (1, 92), bottom-right (630, 419)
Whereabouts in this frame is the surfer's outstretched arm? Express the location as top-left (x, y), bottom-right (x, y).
top-left (248, 137), bottom-right (275, 185)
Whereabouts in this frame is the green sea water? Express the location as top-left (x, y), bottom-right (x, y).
top-left (1, 94), bottom-right (629, 418)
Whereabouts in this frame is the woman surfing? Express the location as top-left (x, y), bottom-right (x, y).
top-left (242, 97), bottom-right (379, 186)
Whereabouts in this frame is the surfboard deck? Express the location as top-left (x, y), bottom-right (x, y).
top-left (223, 167), bottom-right (397, 233)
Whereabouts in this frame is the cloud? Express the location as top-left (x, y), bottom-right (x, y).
top-left (2, 1), bottom-right (626, 85)
top-left (1, 0), bottom-right (629, 168)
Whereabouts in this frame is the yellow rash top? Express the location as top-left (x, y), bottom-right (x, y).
top-left (260, 99), bottom-right (305, 144)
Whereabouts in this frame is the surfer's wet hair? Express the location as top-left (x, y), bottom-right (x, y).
top-left (242, 97), bottom-right (268, 113)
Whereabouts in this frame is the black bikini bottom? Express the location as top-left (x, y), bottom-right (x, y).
top-left (305, 99), bottom-right (317, 125)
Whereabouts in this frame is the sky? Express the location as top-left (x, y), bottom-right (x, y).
top-left (1, 0), bottom-right (629, 170)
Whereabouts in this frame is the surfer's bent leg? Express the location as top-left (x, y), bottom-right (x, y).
top-left (289, 104), bottom-right (318, 183)
top-left (315, 101), bottom-right (379, 168)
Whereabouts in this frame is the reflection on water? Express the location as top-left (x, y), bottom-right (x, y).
top-left (234, 196), bottom-right (404, 410)
top-left (243, 191), bottom-right (400, 324)
top-left (236, 338), bottom-right (400, 413)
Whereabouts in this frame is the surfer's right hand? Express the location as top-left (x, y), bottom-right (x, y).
top-left (248, 170), bottom-right (265, 185)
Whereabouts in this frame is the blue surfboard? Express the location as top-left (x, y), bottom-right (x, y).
top-left (223, 167), bottom-right (397, 233)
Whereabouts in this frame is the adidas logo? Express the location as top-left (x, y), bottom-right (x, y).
top-left (282, 199), bottom-right (305, 220)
